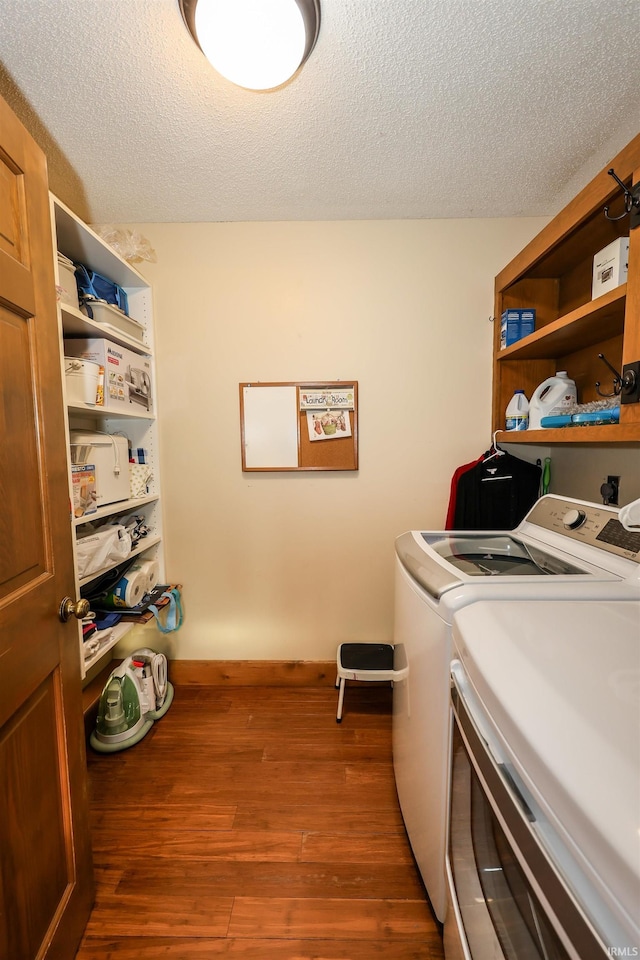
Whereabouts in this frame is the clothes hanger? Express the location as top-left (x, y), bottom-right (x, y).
top-left (482, 430), bottom-right (506, 463)
top-left (481, 430), bottom-right (512, 480)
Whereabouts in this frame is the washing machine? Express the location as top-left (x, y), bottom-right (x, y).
top-left (392, 494), bottom-right (640, 922)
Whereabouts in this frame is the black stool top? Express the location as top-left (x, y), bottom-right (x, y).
top-left (339, 643), bottom-right (394, 671)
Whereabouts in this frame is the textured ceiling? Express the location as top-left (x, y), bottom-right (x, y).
top-left (1, 0), bottom-right (639, 223)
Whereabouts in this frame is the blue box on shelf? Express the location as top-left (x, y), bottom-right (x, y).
top-left (500, 309), bottom-right (536, 349)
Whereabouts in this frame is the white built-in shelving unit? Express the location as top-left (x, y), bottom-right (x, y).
top-left (51, 196), bottom-right (164, 681)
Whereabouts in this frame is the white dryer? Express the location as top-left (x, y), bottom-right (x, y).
top-left (446, 599), bottom-right (640, 959)
top-left (392, 494), bottom-right (640, 922)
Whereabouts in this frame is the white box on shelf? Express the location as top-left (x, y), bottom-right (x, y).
top-left (64, 338), bottom-right (153, 413)
top-left (69, 431), bottom-right (130, 507)
top-left (592, 237), bottom-right (629, 299)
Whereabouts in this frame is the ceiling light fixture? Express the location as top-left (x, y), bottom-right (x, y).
top-left (179, 0), bottom-right (320, 91)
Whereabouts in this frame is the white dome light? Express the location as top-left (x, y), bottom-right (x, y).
top-left (180, 0), bottom-right (320, 91)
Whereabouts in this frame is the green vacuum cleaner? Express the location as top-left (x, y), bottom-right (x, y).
top-left (90, 648), bottom-right (174, 753)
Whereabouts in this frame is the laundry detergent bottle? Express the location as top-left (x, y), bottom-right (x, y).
top-left (505, 390), bottom-right (529, 431)
top-left (528, 371), bottom-right (577, 429)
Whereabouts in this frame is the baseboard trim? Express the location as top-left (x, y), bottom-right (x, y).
top-left (169, 659), bottom-right (336, 687)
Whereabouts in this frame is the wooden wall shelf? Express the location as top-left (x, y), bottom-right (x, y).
top-left (492, 134), bottom-right (640, 446)
top-left (496, 423), bottom-right (640, 445)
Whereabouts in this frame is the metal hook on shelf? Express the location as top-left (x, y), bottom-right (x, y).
top-left (595, 353), bottom-right (623, 398)
top-left (603, 168), bottom-right (640, 225)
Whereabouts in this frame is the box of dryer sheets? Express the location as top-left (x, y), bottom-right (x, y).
top-left (592, 237), bottom-right (629, 299)
top-left (500, 309), bottom-right (535, 349)
top-left (64, 338), bottom-right (153, 413)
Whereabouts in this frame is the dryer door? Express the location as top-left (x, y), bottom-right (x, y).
top-left (446, 664), bottom-right (609, 960)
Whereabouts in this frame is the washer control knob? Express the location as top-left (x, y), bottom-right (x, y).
top-left (563, 508), bottom-right (586, 530)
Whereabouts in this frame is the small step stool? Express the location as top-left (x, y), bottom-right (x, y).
top-left (335, 642), bottom-right (398, 723)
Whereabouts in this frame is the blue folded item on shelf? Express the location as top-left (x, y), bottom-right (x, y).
top-left (94, 611), bottom-right (123, 630)
top-left (572, 407), bottom-right (620, 425)
top-left (74, 263), bottom-right (129, 316)
top-left (540, 407), bottom-right (620, 428)
top-left (540, 414), bottom-right (573, 428)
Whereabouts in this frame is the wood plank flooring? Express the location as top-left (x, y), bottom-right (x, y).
top-left (76, 681), bottom-right (444, 959)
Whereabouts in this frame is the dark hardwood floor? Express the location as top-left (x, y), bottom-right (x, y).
top-left (76, 680), bottom-right (444, 958)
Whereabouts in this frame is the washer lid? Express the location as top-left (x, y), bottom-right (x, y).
top-left (453, 599), bottom-right (640, 947)
top-left (395, 531), bottom-right (462, 599)
top-left (395, 528), bottom-right (617, 602)
top-left (422, 532), bottom-right (589, 576)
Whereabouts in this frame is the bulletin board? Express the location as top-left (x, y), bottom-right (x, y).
top-left (240, 382), bottom-right (358, 472)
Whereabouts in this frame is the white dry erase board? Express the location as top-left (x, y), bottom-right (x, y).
top-left (239, 382), bottom-right (358, 472)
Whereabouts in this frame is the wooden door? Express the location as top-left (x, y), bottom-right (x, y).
top-left (0, 94), bottom-right (93, 959)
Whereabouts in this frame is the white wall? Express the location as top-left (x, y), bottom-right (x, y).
top-left (549, 445), bottom-right (640, 505)
top-left (125, 218), bottom-right (546, 660)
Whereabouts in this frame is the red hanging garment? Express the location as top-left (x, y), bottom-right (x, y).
top-left (445, 456), bottom-right (483, 529)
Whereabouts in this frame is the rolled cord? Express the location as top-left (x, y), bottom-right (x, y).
top-left (94, 430), bottom-right (121, 475)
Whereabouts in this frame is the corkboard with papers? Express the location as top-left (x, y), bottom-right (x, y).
top-left (239, 382), bottom-right (358, 472)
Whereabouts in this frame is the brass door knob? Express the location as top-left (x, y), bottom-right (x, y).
top-left (59, 597), bottom-right (90, 622)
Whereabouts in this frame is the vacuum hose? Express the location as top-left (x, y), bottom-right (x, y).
top-left (151, 652), bottom-right (167, 704)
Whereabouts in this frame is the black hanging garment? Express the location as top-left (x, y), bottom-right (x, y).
top-left (452, 452), bottom-right (541, 530)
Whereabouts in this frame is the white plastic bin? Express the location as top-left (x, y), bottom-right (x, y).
top-left (80, 299), bottom-right (145, 344)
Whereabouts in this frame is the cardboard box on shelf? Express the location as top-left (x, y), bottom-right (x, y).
top-left (64, 338), bottom-right (153, 413)
top-left (72, 463), bottom-right (97, 518)
top-left (500, 309), bottom-right (536, 349)
top-left (592, 237), bottom-right (629, 299)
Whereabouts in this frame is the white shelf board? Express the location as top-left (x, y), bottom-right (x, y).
top-left (73, 494), bottom-right (159, 528)
top-left (53, 195), bottom-right (148, 289)
top-left (67, 401), bottom-right (155, 421)
top-left (61, 303), bottom-right (151, 355)
top-left (83, 622), bottom-right (134, 674)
